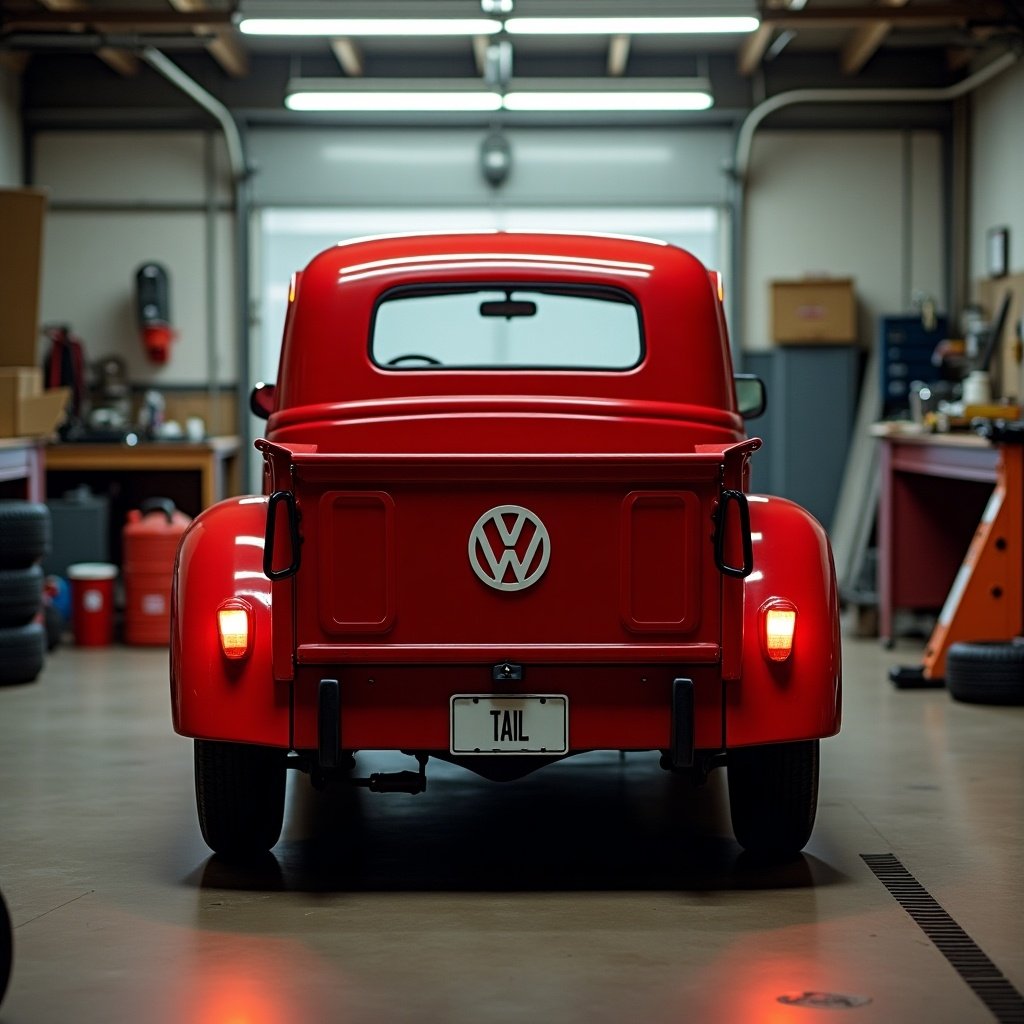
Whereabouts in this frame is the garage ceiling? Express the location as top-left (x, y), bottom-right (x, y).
top-left (2, 1), bottom-right (1023, 124)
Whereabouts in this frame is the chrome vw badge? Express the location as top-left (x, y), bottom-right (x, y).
top-left (468, 505), bottom-right (550, 592)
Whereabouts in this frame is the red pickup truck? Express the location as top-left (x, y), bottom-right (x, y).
top-left (171, 232), bottom-right (841, 861)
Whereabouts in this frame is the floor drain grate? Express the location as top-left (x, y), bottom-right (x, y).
top-left (862, 854), bottom-right (1024, 1023)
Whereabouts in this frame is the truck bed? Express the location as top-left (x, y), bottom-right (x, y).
top-left (258, 439), bottom-right (759, 669)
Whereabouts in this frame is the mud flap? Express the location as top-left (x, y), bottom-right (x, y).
top-left (671, 677), bottom-right (695, 768)
top-left (318, 678), bottom-right (340, 768)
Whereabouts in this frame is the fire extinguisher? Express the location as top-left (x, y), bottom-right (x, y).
top-left (135, 263), bottom-right (177, 364)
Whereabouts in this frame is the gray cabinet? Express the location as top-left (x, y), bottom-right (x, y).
top-left (742, 345), bottom-right (860, 532)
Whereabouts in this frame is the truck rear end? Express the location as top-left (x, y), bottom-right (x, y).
top-left (258, 436), bottom-right (759, 772)
top-left (171, 231), bottom-right (840, 862)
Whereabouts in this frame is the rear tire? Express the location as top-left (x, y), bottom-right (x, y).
top-left (946, 640), bottom-right (1024, 705)
top-left (728, 739), bottom-right (819, 858)
top-left (194, 739), bottom-right (287, 860)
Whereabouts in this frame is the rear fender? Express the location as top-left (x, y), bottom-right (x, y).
top-left (170, 495), bottom-right (290, 747)
top-left (728, 495), bottom-right (842, 746)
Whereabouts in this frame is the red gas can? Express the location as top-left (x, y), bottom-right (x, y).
top-left (123, 497), bottom-right (191, 646)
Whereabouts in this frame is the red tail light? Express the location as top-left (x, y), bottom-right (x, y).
top-left (762, 600), bottom-right (796, 662)
top-left (217, 600), bottom-right (251, 660)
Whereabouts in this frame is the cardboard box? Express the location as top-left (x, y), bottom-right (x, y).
top-left (0, 188), bottom-right (69, 437)
top-left (0, 189), bottom-right (47, 366)
top-left (0, 368), bottom-right (69, 438)
top-left (771, 278), bottom-right (857, 344)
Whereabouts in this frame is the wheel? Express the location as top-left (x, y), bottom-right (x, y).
top-left (0, 502), bottom-right (50, 570)
top-left (946, 640), bottom-right (1024, 705)
top-left (0, 887), bottom-right (11, 1008)
top-left (0, 622), bottom-right (46, 686)
top-left (0, 565), bottom-right (44, 627)
top-left (194, 739), bottom-right (287, 860)
top-left (728, 739), bottom-right (819, 858)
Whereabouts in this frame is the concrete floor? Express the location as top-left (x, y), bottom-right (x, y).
top-left (0, 632), bottom-right (1022, 1024)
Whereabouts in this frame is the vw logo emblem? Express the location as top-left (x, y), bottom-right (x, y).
top-left (468, 505), bottom-right (550, 592)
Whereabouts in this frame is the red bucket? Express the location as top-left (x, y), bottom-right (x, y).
top-left (67, 562), bottom-right (118, 647)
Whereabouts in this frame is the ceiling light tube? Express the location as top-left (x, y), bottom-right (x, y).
top-left (503, 77), bottom-right (713, 112)
top-left (287, 92), bottom-right (503, 112)
top-left (241, 18), bottom-right (501, 37)
top-left (504, 91), bottom-right (712, 112)
top-left (285, 78), bottom-right (714, 114)
top-left (285, 80), bottom-right (502, 112)
top-left (505, 16), bottom-right (759, 35)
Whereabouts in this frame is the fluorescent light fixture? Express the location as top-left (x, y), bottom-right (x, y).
top-left (287, 91), bottom-right (502, 113)
top-left (285, 78), bottom-right (713, 114)
top-left (504, 91), bottom-right (711, 112)
top-left (240, 18), bottom-right (501, 37)
top-left (506, 16), bottom-right (759, 35)
top-left (504, 76), bottom-right (713, 112)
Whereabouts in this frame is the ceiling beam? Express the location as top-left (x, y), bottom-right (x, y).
top-left (205, 33), bottom-right (249, 78)
top-left (841, 0), bottom-right (910, 75)
top-left (34, 0), bottom-right (139, 76)
top-left (165, 0), bottom-right (249, 77)
top-left (330, 37), bottom-right (365, 78)
top-left (472, 34), bottom-right (490, 76)
top-left (607, 34), bottom-right (631, 77)
top-left (94, 45), bottom-right (139, 76)
top-left (945, 47), bottom-right (975, 72)
top-left (737, 23), bottom-right (774, 76)
top-left (1, 9), bottom-right (234, 30)
top-left (760, 2), bottom-right (1007, 29)
top-left (0, 52), bottom-right (30, 75)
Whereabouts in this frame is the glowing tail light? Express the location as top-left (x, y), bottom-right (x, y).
top-left (763, 602), bottom-right (796, 662)
top-left (217, 601), bottom-right (251, 660)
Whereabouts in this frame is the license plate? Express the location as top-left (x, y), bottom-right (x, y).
top-left (450, 695), bottom-right (568, 755)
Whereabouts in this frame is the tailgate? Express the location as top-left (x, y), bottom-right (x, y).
top-left (258, 442), bottom-right (758, 668)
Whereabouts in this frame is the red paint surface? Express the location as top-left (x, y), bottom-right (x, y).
top-left (170, 233), bottom-right (840, 759)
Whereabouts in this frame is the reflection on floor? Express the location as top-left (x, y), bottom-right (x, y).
top-left (0, 634), bottom-right (1021, 1023)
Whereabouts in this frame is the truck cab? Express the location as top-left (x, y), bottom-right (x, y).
top-left (171, 232), bottom-right (841, 861)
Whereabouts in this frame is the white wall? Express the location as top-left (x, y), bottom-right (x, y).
top-left (743, 130), bottom-right (945, 351)
top-left (32, 123), bottom-right (953, 385)
top-left (969, 57), bottom-right (1024, 401)
top-left (0, 65), bottom-right (21, 186)
top-left (969, 59), bottom-right (1024, 281)
top-left (32, 131), bottom-right (234, 384)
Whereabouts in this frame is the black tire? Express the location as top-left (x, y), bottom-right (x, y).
top-left (728, 739), bottom-right (819, 858)
top-left (194, 739), bottom-right (287, 860)
top-left (0, 622), bottom-right (46, 686)
top-left (0, 502), bottom-right (50, 570)
top-left (946, 640), bottom-right (1024, 706)
top-left (0, 887), bottom-right (11, 1008)
top-left (0, 565), bottom-right (44, 627)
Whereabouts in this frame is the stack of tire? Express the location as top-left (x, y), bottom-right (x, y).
top-left (0, 500), bottom-right (51, 686)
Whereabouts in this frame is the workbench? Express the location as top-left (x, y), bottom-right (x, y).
top-left (872, 425), bottom-right (999, 645)
top-left (45, 435), bottom-right (242, 513)
top-left (0, 436), bottom-right (46, 501)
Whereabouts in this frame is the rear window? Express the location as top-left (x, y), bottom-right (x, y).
top-left (371, 286), bottom-right (643, 370)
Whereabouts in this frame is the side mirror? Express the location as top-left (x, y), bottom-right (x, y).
top-left (734, 374), bottom-right (766, 420)
top-left (250, 381), bottom-right (277, 420)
